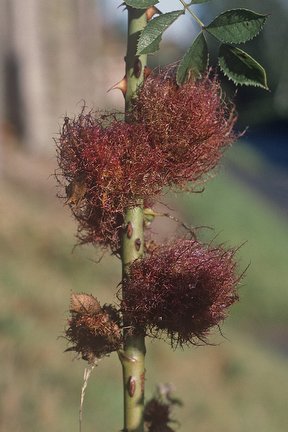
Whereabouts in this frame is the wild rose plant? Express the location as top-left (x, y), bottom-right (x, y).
top-left (56, 1), bottom-right (268, 431)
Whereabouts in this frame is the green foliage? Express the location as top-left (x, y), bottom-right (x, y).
top-left (176, 32), bottom-right (208, 84)
top-left (218, 44), bottom-right (268, 88)
top-left (125, 0), bottom-right (159, 9)
top-left (204, 9), bottom-right (268, 44)
top-left (137, 10), bottom-right (184, 55)
top-left (135, 1), bottom-right (268, 88)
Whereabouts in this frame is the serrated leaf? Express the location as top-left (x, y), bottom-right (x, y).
top-left (140, 35), bottom-right (162, 54)
top-left (125, 0), bottom-right (159, 8)
top-left (176, 32), bottom-right (208, 85)
top-left (137, 10), bottom-right (184, 55)
top-left (218, 44), bottom-right (268, 89)
top-left (205, 9), bottom-right (268, 44)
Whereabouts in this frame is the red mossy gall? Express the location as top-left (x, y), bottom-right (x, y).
top-left (56, 69), bottom-right (238, 252)
top-left (144, 398), bottom-right (175, 432)
top-left (65, 293), bottom-right (122, 363)
top-left (121, 239), bottom-right (240, 347)
top-left (56, 113), bottom-right (163, 252)
top-left (132, 69), bottom-right (238, 187)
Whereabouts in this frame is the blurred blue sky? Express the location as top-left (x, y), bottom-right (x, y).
top-left (102, 0), bottom-right (288, 47)
top-left (102, 0), bottom-right (201, 45)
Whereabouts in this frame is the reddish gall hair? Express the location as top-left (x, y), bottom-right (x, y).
top-left (144, 398), bottom-right (175, 432)
top-left (56, 113), bottom-right (163, 251)
top-left (121, 239), bottom-right (239, 346)
top-left (132, 70), bottom-right (237, 186)
top-left (65, 293), bottom-right (122, 363)
top-left (56, 69), bottom-right (238, 251)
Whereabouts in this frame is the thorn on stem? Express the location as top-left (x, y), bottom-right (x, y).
top-left (128, 376), bottom-right (136, 397)
top-left (133, 58), bottom-right (142, 79)
top-left (107, 76), bottom-right (127, 97)
top-left (118, 350), bottom-right (137, 364)
top-left (126, 222), bottom-right (133, 239)
top-left (118, 2), bottom-right (127, 11)
top-left (146, 6), bottom-right (162, 21)
top-left (135, 238), bottom-right (141, 251)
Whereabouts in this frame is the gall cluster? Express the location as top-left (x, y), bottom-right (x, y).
top-left (121, 240), bottom-right (239, 347)
top-left (65, 239), bottom-right (239, 356)
top-left (144, 384), bottom-right (182, 432)
top-left (65, 293), bottom-right (122, 363)
top-left (132, 71), bottom-right (237, 187)
top-left (144, 398), bottom-right (175, 432)
top-left (57, 115), bottom-right (163, 251)
top-left (58, 70), bottom-right (240, 354)
top-left (57, 70), bottom-right (237, 252)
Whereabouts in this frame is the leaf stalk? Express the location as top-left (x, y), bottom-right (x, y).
top-left (179, 0), bottom-right (205, 28)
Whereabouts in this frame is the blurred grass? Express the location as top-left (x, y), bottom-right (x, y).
top-left (174, 141), bottom-right (288, 327)
top-left (0, 144), bottom-right (287, 432)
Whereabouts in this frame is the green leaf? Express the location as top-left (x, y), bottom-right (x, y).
top-left (124, 0), bottom-right (159, 8)
top-left (205, 9), bottom-right (268, 44)
top-left (137, 10), bottom-right (184, 55)
top-left (218, 44), bottom-right (268, 89)
top-left (141, 34), bottom-right (162, 54)
top-left (176, 32), bottom-right (208, 85)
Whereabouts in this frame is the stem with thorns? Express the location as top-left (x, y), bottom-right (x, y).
top-left (120, 6), bottom-right (147, 432)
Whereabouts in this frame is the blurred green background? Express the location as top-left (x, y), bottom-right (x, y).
top-left (0, 1), bottom-right (287, 431)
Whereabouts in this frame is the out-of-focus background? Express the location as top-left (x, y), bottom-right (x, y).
top-left (0, 0), bottom-right (287, 431)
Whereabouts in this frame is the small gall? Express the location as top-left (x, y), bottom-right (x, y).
top-left (70, 293), bottom-right (101, 314)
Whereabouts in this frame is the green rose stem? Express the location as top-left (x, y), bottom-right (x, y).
top-left (119, 6), bottom-right (147, 432)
